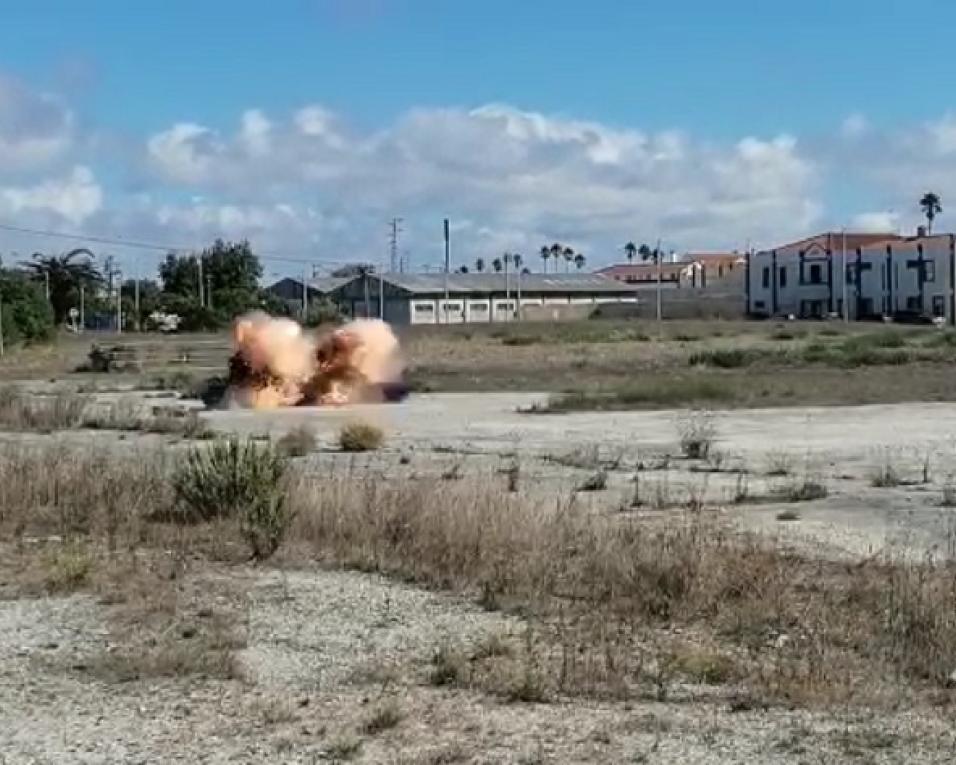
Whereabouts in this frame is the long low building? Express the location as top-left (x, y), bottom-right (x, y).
top-left (747, 232), bottom-right (956, 322)
top-left (289, 272), bottom-right (640, 324)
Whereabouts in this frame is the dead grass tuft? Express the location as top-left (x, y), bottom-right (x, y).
top-left (339, 421), bottom-right (385, 452)
top-left (276, 424), bottom-right (317, 457)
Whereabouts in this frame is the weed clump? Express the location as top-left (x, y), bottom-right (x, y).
top-left (172, 438), bottom-right (292, 558)
top-left (678, 410), bottom-right (716, 459)
top-left (277, 425), bottom-right (317, 457)
top-left (339, 422), bottom-right (385, 452)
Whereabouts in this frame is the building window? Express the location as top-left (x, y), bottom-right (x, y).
top-left (414, 303), bottom-right (434, 314)
top-left (762, 267), bottom-right (770, 289)
top-left (469, 303), bottom-right (488, 312)
top-left (809, 263), bottom-right (823, 284)
top-left (925, 261), bottom-right (936, 282)
top-left (754, 300), bottom-right (766, 310)
top-left (933, 295), bottom-right (946, 317)
top-left (778, 266), bottom-right (787, 288)
top-left (907, 296), bottom-right (921, 311)
top-left (443, 302), bottom-right (462, 312)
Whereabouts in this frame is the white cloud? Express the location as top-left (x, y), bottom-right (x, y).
top-left (0, 74), bottom-right (74, 170)
top-left (0, 165), bottom-right (103, 225)
top-left (850, 210), bottom-right (900, 232)
top-left (239, 109), bottom-right (272, 157)
top-left (841, 113), bottom-right (869, 138)
top-left (146, 122), bottom-right (223, 184)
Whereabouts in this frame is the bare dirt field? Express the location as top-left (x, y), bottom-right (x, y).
top-left (5, 321), bottom-right (956, 763)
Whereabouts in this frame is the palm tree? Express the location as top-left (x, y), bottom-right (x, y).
top-left (22, 248), bottom-right (102, 323)
top-left (920, 192), bottom-right (942, 234)
top-left (574, 253), bottom-right (586, 270)
top-left (624, 241), bottom-right (637, 263)
top-left (512, 253), bottom-right (523, 271)
top-left (562, 246), bottom-right (575, 273)
top-left (539, 245), bottom-right (550, 273)
top-left (492, 257), bottom-right (503, 273)
top-left (638, 243), bottom-right (654, 262)
top-left (475, 257), bottom-right (485, 273)
top-left (549, 243), bottom-right (562, 271)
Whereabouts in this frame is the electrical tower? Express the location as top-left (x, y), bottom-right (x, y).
top-left (388, 217), bottom-right (403, 273)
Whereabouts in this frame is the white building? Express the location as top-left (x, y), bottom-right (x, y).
top-left (747, 232), bottom-right (956, 322)
top-left (319, 272), bottom-right (639, 325)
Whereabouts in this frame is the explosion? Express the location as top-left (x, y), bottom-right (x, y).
top-left (226, 311), bottom-right (406, 408)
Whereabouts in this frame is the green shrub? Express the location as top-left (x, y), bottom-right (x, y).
top-left (339, 422), bottom-right (385, 452)
top-left (172, 438), bottom-right (291, 558)
top-left (0, 270), bottom-right (55, 345)
top-left (688, 348), bottom-right (756, 368)
top-left (277, 425), bottom-right (317, 457)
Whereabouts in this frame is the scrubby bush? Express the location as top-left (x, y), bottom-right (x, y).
top-left (339, 422), bottom-right (385, 452)
top-left (172, 438), bottom-right (291, 558)
top-left (277, 425), bottom-right (317, 457)
top-left (0, 270), bottom-right (55, 345)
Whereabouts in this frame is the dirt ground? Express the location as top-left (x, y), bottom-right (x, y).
top-left (6, 323), bottom-right (956, 762)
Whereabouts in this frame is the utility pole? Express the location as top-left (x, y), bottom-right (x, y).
top-left (206, 276), bottom-right (213, 310)
top-left (655, 237), bottom-right (663, 325)
top-left (389, 218), bottom-right (403, 273)
top-left (134, 270), bottom-right (140, 332)
top-left (0, 294), bottom-right (4, 358)
top-left (443, 218), bottom-right (450, 324)
top-left (197, 255), bottom-right (204, 308)
top-left (116, 273), bottom-right (122, 334)
top-left (302, 266), bottom-right (308, 319)
top-left (379, 271), bottom-right (384, 320)
top-left (44, 271), bottom-right (50, 303)
top-left (842, 228), bottom-right (848, 322)
top-left (79, 284), bottom-right (85, 333)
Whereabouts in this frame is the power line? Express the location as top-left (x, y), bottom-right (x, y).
top-left (0, 220), bottom-right (356, 268)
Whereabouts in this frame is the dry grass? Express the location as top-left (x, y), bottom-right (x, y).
top-left (276, 424), bottom-right (317, 457)
top-left (339, 421), bottom-right (385, 452)
top-left (287, 474), bottom-right (956, 706)
top-left (5, 440), bottom-right (956, 711)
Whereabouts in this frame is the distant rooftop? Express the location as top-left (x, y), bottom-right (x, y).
top-left (329, 271), bottom-right (637, 295)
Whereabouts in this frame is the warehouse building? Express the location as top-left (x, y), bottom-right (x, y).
top-left (747, 232), bottom-right (956, 322)
top-left (313, 272), bottom-right (639, 325)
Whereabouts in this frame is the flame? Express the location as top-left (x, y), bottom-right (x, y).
top-left (226, 313), bottom-right (405, 409)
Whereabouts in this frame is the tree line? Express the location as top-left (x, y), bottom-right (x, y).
top-left (0, 239), bottom-right (291, 346)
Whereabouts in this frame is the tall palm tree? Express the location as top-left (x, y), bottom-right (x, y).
top-left (549, 243), bottom-right (562, 271)
top-left (512, 253), bottom-right (523, 271)
top-left (574, 253), bottom-right (586, 270)
top-left (562, 246), bottom-right (575, 273)
top-left (539, 245), bottom-right (550, 273)
top-left (638, 243), bottom-right (654, 262)
top-left (475, 257), bottom-right (485, 273)
top-left (920, 192), bottom-right (943, 234)
top-left (624, 241), bottom-right (637, 263)
top-left (22, 248), bottom-right (102, 323)
top-left (492, 257), bottom-right (503, 273)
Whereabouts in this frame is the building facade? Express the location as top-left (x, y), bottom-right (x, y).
top-left (747, 232), bottom-right (956, 322)
top-left (321, 272), bottom-right (639, 325)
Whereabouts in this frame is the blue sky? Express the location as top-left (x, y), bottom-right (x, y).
top-left (1, 0), bottom-right (955, 276)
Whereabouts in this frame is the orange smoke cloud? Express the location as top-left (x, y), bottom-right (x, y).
top-left (226, 313), bottom-right (405, 409)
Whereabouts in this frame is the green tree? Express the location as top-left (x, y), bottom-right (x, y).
top-left (920, 192), bottom-right (942, 234)
top-left (638, 243), bottom-right (654, 262)
top-left (562, 246), bottom-right (575, 272)
top-left (474, 257), bottom-right (485, 273)
top-left (539, 245), bottom-right (550, 273)
top-left (0, 269), bottom-right (55, 344)
top-left (492, 257), bottom-right (503, 273)
top-left (21, 248), bottom-right (102, 323)
top-left (121, 278), bottom-right (162, 329)
top-left (159, 239), bottom-right (268, 329)
top-left (624, 242), bottom-right (637, 263)
top-left (574, 253), bottom-right (586, 270)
